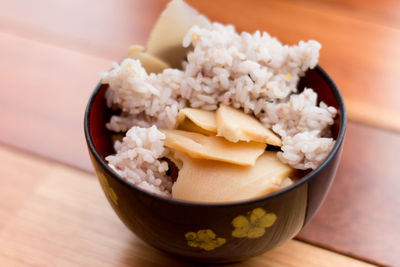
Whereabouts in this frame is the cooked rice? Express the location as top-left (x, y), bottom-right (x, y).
top-left (102, 22), bottom-right (337, 196)
top-left (105, 126), bottom-right (172, 197)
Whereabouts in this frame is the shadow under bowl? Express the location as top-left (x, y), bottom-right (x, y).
top-left (84, 65), bottom-right (346, 263)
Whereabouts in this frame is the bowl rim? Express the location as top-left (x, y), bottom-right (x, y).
top-left (84, 64), bottom-right (347, 208)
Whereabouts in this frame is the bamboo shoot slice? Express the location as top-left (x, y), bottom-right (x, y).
top-left (171, 151), bottom-right (294, 203)
top-left (162, 129), bottom-right (265, 166)
top-left (146, 0), bottom-right (211, 68)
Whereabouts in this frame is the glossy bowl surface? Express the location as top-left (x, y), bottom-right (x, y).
top-left (84, 65), bottom-right (346, 263)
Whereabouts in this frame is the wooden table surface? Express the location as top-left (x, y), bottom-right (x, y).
top-left (1, 0), bottom-right (399, 266)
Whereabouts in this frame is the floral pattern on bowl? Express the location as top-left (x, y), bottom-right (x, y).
top-left (232, 208), bottom-right (276, 238)
top-left (185, 229), bottom-right (226, 251)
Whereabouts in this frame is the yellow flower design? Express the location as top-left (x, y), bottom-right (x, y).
top-left (98, 172), bottom-right (118, 205)
top-left (232, 208), bottom-right (276, 238)
top-left (185, 229), bottom-right (226, 251)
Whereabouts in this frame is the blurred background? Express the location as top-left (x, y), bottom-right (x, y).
top-left (0, 0), bottom-right (399, 266)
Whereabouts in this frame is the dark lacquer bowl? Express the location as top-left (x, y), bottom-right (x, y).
top-left (84, 65), bottom-right (346, 263)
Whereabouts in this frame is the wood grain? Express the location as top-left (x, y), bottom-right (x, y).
top-left (0, 31), bottom-right (110, 171)
top-left (285, 0), bottom-right (400, 29)
top-left (0, 0), bottom-right (168, 60)
top-left (0, 145), bottom-right (374, 267)
top-left (298, 121), bottom-right (400, 266)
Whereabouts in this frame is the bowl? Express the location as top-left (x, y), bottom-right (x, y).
top-left (84, 65), bottom-right (346, 263)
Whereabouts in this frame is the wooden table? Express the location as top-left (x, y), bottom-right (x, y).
top-left (0, 0), bottom-right (398, 266)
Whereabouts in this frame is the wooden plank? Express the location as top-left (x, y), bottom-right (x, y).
top-left (0, 145), bottom-right (374, 267)
top-left (0, 0), bottom-right (169, 60)
top-left (284, 0), bottom-right (400, 29)
top-left (0, 31), bottom-right (111, 171)
top-left (298, 121), bottom-right (400, 266)
top-left (0, 144), bottom-right (49, 230)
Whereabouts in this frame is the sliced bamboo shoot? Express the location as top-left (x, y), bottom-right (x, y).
top-left (146, 0), bottom-right (211, 68)
top-left (162, 129), bottom-right (266, 166)
top-left (127, 45), bottom-right (169, 74)
top-left (216, 104), bottom-right (282, 146)
top-left (177, 108), bottom-right (217, 135)
top-left (171, 151), bottom-right (294, 203)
